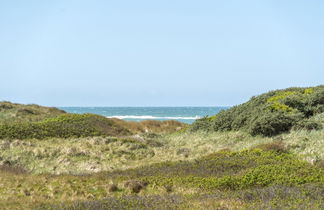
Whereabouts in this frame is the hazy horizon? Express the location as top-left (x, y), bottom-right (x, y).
top-left (1, 1), bottom-right (323, 106)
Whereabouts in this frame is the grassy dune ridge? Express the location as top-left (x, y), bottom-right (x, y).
top-left (0, 101), bottom-right (65, 122)
top-left (0, 129), bottom-right (322, 175)
top-left (0, 85), bottom-right (323, 209)
top-left (0, 104), bottom-right (187, 139)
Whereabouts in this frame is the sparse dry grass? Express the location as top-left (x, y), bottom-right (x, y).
top-left (111, 118), bottom-right (187, 134)
top-left (0, 128), bottom-right (323, 175)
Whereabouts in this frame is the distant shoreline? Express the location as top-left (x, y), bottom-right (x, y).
top-left (59, 106), bottom-right (229, 124)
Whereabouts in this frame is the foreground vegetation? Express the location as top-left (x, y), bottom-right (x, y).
top-left (1, 129), bottom-right (323, 175)
top-left (0, 85), bottom-right (323, 209)
top-left (1, 145), bottom-right (323, 209)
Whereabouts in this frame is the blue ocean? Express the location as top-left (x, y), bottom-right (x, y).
top-left (59, 107), bottom-right (228, 124)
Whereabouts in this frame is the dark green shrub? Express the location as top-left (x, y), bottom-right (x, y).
top-left (248, 112), bottom-right (303, 136)
top-left (191, 85), bottom-right (324, 136)
top-left (293, 118), bottom-right (323, 131)
top-left (190, 116), bottom-right (213, 131)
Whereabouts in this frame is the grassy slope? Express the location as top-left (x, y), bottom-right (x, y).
top-left (0, 102), bottom-right (186, 139)
top-left (0, 101), bottom-right (65, 122)
top-left (1, 147), bottom-right (323, 209)
top-left (0, 114), bottom-right (132, 139)
top-left (0, 128), bottom-right (323, 175)
top-left (0, 86), bottom-right (323, 209)
top-left (111, 118), bottom-right (186, 134)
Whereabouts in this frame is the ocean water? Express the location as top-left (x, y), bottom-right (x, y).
top-left (59, 107), bottom-right (228, 124)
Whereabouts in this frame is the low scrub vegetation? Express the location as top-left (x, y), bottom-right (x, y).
top-left (0, 129), bottom-right (322, 174)
top-left (107, 146), bottom-right (324, 191)
top-left (1, 148), bottom-right (323, 209)
top-left (0, 114), bottom-right (131, 139)
top-left (191, 86), bottom-right (324, 136)
top-left (37, 184), bottom-right (324, 209)
top-left (0, 86), bottom-right (323, 209)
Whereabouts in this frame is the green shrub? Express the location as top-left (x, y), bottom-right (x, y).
top-left (191, 85), bottom-right (324, 136)
top-left (190, 116), bottom-right (213, 131)
top-left (248, 111), bottom-right (303, 136)
top-left (293, 118), bottom-right (323, 131)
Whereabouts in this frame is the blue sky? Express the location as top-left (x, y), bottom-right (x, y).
top-left (0, 0), bottom-right (323, 106)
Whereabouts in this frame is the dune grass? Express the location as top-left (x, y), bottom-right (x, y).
top-left (1, 146), bottom-right (323, 209)
top-left (0, 128), bottom-right (323, 175)
top-left (0, 124), bottom-right (322, 209)
top-left (0, 114), bottom-right (187, 140)
top-left (0, 101), bottom-right (65, 122)
top-left (110, 118), bottom-right (186, 134)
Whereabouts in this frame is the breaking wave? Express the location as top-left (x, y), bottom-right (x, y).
top-left (107, 115), bottom-right (201, 120)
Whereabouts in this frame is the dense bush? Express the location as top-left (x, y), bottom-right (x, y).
top-left (292, 116), bottom-right (323, 131)
top-left (0, 114), bottom-right (131, 139)
top-left (190, 116), bottom-right (213, 132)
top-left (248, 111), bottom-right (303, 136)
top-left (191, 86), bottom-right (324, 136)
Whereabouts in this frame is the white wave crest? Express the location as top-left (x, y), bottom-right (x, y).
top-left (106, 115), bottom-right (201, 120)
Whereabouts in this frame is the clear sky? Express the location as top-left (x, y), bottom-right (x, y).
top-left (0, 0), bottom-right (323, 106)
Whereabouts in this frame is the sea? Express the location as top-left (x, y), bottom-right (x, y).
top-left (59, 107), bottom-right (228, 124)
